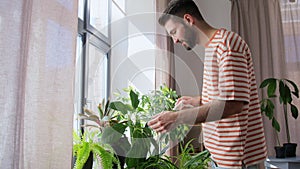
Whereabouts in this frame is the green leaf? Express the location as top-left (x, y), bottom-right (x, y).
top-left (279, 80), bottom-right (287, 104)
top-left (130, 90), bottom-right (139, 109)
top-left (126, 137), bottom-right (150, 168)
top-left (143, 126), bottom-right (153, 137)
top-left (290, 104), bottom-right (298, 119)
top-left (112, 137), bottom-right (131, 154)
top-left (262, 99), bottom-right (274, 120)
top-left (132, 128), bottom-right (144, 138)
top-left (267, 80), bottom-right (277, 97)
top-left (285, 79), bottom-right (299, 98)
top-left (285, 85), bottom-right (292, 103)
top-left (74, 142), bottom-right (91, 169)
top-left (126, 157), bottom-right (145, 169)
top-left (260, 78), bottom-right (276, 88)
top-left (92, 144), bottom-right (114, 169)
top-left (109, 101), bottom-right (132, 114)
top-left (97, 103), bottom-right (104, 119)
top-left (101, 123), bottom-right (126, 144)
top-left (272, 118), bottom-right (280, 132)
top-left (260, 100), bottom-right (267, 112)
top-left (126, 138), bottom-right (149, 158)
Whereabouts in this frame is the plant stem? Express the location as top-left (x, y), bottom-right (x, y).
top-left (276, 132), bottom-right (281, 146)
top-left (283, 104), bottom-right (290, 143)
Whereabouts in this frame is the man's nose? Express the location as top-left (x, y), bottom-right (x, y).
top-left (172, 36), bottom-right (179, 43)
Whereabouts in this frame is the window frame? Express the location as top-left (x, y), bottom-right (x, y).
top-left (85, 0), bottom-right (111, 45)
top-left (75, 0), bottom-right (112, 131)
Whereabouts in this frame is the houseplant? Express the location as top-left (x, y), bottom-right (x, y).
top-left (79, 85), bottom-right (211, 168)
top-left (260, 78), bottom-right (299, 157)
top-left (72, 130), bottom-right (118, 169)
top-left (137, 140), bottom-right (211, 169)
top-left (79, 91), bottom-right (159, 169)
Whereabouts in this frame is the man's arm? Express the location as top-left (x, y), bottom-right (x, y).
top-left (148, 100), bottom-right (246, 133)
top-left (178, 100), bottom-right (245, 125)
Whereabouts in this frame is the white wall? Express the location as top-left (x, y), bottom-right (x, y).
top-left (174, 0), bottom-right (231, 96)
top-left (110, 0), bottom-right (231, 97)
top-left (110, 0), bottom-right (156, 98)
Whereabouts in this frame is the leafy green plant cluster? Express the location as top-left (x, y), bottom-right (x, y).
top-left (73, 130), bottom-right (118, 169)
top-left (77, 85), bottom-right (209, 168)
top-left (260, 78), bottom-right (299, 145)
top-left (114, 85), bottom-right (190, 149)
top-left (107, 89), bottom-right (161, 168)
top-left (138, 140), bottom-right (211, 169)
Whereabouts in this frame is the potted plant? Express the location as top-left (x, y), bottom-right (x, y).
top-left (79, 99), bottom-right (128, 168)
top-left (138, 140), bottom-right (211, 169)
top-left (260, 78), bottom-right (299, 157)
top-left (80, 85), bottom-right (211, 168)
top-left (80, 91), bottom-right (159, 169)
top-left (72, 130), bottom-right (117, 169)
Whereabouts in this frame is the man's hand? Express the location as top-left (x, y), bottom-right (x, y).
top-left (175, 96), bottom-right (201, 110)
top-left (147, 111), bottom-right (179, 133)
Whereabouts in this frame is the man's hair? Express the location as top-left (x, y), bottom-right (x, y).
top-left (158, 0), bottom-right (204, 26)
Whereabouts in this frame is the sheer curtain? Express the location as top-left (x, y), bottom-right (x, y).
top-left (231, 0), bottom-right (300, 156)
top-left (155, 0), bottom-right (175, 90)
top-left (280, 0), bottom-right (300, 156)
top-left (0, 0), bottom-right (78, 168)
top-left (155, 0), bottom-right (179, 161)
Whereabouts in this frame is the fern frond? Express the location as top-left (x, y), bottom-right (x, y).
top-left (92, 144), bottom-right (114, 169)
top-left (74, 142), bottom-right (91, 169)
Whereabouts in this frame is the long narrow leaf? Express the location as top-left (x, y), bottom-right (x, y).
top-left (97, 103), bottom-right (104, 119)
top-left (279, 80), bottom-right (287, 104)
top-left (272, 118), bottom-right (280, 132)
top-left (84, 108), bottom-right (97, 116)
top-left (285, 79), bottom-right (299, 98)
top-left (260, 78), bottom-right (276, 88)
top-left (130, 90), bottom-right (139, 109)
top-left (267, 79), bottom-right (277, 97)
top-left (290, 104), bottom-right (298, 119)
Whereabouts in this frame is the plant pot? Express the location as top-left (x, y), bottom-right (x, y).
top-left (283, 143), bottom-right (297, 157)
top-left (275, 146), bottom-right (286, 158)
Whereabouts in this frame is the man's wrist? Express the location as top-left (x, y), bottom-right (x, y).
top-left (174, 111), bottom-right (183, 124)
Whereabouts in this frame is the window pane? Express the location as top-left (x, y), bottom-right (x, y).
top-left (86, 43), bottom-right (108, 113)
top-left (112, 1), bottom-right (125, 22)
top-left (90, 0), bottom-right (109, 36)
top-left (113, 0), bottom-right (125, 13)
top-left (78, 0), bottom-right (84, 20)
top-left (74, 35), bottom-right (83, 131)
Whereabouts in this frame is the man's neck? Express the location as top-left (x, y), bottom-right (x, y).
top-left (195, 21), bottom-right (219, 46)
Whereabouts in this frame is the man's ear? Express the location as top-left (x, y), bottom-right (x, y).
top-left (183, 14), bottom-right (194, 26)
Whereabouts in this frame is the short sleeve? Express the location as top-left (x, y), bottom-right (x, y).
top-left (217, 50), bottom-right (250, 103)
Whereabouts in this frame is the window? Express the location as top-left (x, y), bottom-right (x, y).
top-left (85, 38), bottom-right (109, 113)
top-left (281, 0), bottom-right (300, 64)
top-left (74, 0), bottom-right (112, 132)
top-left (88, 0), bottom-right (109, 37)
top-left (112, 0), bottom-right (126, 22)
top-left (74, 35), bottom-right (84, 132)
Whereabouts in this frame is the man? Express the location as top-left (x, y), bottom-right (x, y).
top-left (148, 0), bottom-right (267, 168)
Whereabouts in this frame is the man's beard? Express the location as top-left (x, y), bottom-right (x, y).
top-left (183, 24), bottom-right (197, 50)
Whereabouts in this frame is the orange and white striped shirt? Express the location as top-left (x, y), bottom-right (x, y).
top-left (202, 29), bottom-right (267, 168)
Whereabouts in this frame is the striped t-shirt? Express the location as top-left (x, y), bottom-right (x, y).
top-left (202, 28), bottom-right (267, 168)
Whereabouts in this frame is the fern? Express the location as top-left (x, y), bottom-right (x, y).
top-left (74, 142), bottom-right (91, 169)
top-left (92, 144), bottom-right (117, 169)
